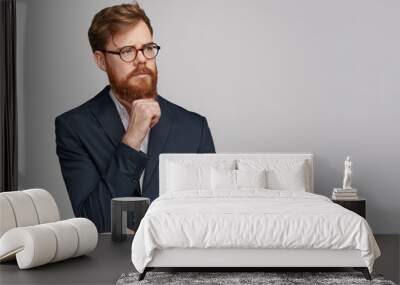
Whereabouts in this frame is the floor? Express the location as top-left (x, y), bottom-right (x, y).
top-left (0, 234), bottom-right (398, 284)
top-left (373, 234), bottom-right (400, 284)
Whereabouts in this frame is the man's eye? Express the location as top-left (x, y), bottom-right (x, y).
top-left (121, 47), bottom-right (134, 54)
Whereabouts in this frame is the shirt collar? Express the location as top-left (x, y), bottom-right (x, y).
top-left (109, 89), bottom-right (130, 130)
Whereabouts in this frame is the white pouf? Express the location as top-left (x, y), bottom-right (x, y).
top-left (0, 218), bottom-right (98, 269)
top-left (0, 189), bottom-right (98, 269)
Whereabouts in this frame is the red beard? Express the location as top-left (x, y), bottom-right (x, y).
top-left (107, 64), bottom-right (158, 102)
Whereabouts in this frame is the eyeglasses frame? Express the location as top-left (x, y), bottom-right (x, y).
top-left (99, 42), bottom-right (161, 63)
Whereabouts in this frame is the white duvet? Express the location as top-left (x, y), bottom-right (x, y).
top-left (131, 189), bottom-right (380, 273)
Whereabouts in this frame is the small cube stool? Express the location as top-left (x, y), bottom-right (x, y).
top-left (111, 197), bottom-right (150, 242)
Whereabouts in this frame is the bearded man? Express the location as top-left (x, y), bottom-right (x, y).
top-left (55, 2), bottom-right (215, 232)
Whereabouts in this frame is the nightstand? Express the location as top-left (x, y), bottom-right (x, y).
top-left (111, 197), bottom-right (150, 242)
top-left (332, 198), bottom-right (366, 218)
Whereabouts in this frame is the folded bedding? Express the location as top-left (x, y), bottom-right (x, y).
top-left (131, 189), bottom-right (380, 273)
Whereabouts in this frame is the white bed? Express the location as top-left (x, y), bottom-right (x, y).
top-left (131, 153), bottom-right (380, 280)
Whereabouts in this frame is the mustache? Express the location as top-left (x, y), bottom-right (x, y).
top-left (128, 67), bottom-right (154, 78)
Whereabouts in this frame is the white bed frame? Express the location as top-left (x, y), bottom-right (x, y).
top-left (140, 153), bottom-right (370, 280)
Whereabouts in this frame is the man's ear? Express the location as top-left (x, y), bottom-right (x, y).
top-left (93, 51), bottom-right (106, 71)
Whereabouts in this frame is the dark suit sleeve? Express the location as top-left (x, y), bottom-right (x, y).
top-left (197, 117), bottom-right (216, 153)
top-left (55, 116), bottom-right (147, 232)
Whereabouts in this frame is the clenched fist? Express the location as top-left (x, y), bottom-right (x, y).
top-left (122, 98), bottom-right (161, 151)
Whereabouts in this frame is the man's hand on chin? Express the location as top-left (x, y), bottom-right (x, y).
top-left (122, 98), bottom-right (161, 151)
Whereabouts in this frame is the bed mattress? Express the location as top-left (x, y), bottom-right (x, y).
top-left (131, 189), bottom-right (380, 273)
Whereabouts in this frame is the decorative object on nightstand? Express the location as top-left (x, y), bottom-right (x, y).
top-left (111, 197), bottom-right (150, 242)
top-left (342, 156), bottom-right (353, 190)
top-left (332, 188), bottom-right (358, 200)
top-left (332, 156), bottom-right (359, 200)
top-left (332, 198), bottom-right (366, 218)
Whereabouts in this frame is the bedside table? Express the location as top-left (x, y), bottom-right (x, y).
top-left (111, 197), bottom-right (150, 242)
top-left (332, 198), bottom-right (366, 218)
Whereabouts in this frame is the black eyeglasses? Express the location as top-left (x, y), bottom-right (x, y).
top-left (99, 42), bottom-right (161, 63)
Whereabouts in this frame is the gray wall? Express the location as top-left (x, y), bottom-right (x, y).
top-left (17, 0), bottom-right (400, 234)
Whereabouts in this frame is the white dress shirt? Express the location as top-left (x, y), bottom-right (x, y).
top-left (109, 90), bottom-right (149, 193)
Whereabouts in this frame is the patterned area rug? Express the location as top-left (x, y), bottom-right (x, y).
top-left (116, 271), bottom-right (396, 285)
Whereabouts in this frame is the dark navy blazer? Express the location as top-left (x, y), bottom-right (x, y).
top-left (55, 85), bottom-right (215, 232)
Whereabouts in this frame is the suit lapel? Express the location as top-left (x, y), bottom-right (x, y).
top-left (89, 85), bottom-right (125, 148)
top-left (143, 95), bottom-right (175, 191)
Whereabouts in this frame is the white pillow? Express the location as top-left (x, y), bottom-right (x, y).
top-left (166, 159), bottom-right (235, 192)
top-left (166, 162), bottom-right (210, 191)
top-left (211, 168), bottom-right (236, 190)
top-left (211, 168), bottom-right (268, 190)
top-left (237, 159), bottom-right (308, 191)
top-left (236, 169), bottom-right (268, 188)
